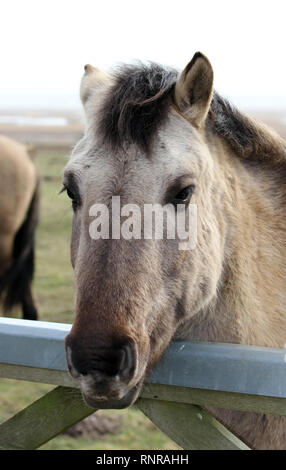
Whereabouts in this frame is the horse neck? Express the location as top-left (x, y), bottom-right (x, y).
top-left (178, 129), bottom-right (286, 347)
top-left (207, 135), bottom-right (286, 347)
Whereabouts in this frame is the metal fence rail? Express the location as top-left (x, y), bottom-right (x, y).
top-left (1, 317), bottom-right (286, 450)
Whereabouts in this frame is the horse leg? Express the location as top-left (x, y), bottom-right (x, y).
top-left (19, 239), bottom-right (38, 321)
top-left (6, 180), bottom-right (40, 321)
top-left (22, 284), bottom-right (38, 321)
top-left (0, 235), bottom-right (13, 277)
top-left (0, 232), bottom-right (38, 320)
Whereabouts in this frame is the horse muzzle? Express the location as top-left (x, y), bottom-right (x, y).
top-left (65, 334), bottom-right (145, 409)
top-left (81, 380), bottom-right (143, 409)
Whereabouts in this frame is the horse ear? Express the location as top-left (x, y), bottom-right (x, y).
top-left (80, 64), bottom-right (111, 110)
top-left (174, 52), bottom-right (214, 127)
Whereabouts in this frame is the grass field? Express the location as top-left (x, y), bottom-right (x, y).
top-left (0, 149), bottom-right (179, 450)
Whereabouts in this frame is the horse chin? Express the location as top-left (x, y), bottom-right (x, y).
top-left (81, 382), bottom-right (143, 410)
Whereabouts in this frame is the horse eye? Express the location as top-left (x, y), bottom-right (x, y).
top-left (60, 185), bottom-right (80, 211)
top-left (174, 185), bottom-right (195, 203)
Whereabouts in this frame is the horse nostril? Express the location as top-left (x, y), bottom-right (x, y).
top-left (65, 336), bottom-right (136, 380)
top-left (117, 343), bottom-right (136, 378)
top-left (66, 345), bottom-right (81, 379)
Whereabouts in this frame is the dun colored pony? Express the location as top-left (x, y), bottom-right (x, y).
top-left (64, 53), bottom-right (286, 449)
top-left (0, 136), bottom-right (39, 320)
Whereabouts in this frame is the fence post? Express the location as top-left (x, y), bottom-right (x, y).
top-left (0, 386), bottom-right (94, 450)
top-left (136, 398), bottom-right (250, 450)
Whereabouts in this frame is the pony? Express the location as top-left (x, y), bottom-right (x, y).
top-left (64, 53), bottom-right (286, 449)
top-left (0, 136), bottom-right (39, 320)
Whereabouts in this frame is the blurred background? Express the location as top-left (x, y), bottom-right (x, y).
top-left (0, 0), bottom-right (285, 450)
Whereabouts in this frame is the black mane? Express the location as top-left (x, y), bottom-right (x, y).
top-left (208, 91), bottom-right (259, 157)
top-left (97, 62), bottom-right (281, 161)
top-left (97, 63), bottom-right (178, 152)
top-left (208, 92), bottom-right (286, 163)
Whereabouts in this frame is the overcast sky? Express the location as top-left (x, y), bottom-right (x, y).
top-left (1, 0), bottom-right (286, 109)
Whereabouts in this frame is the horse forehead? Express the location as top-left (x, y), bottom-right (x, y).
top-left (66, 108), bottom-right (204, 186)
top-left (74, 148), bottom-right (187, 193)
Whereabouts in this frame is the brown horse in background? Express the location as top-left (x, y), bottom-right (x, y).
top-left (64, 53), bottom-right (286, 449)
top-left (0, 135), bottom-right (39, 320)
